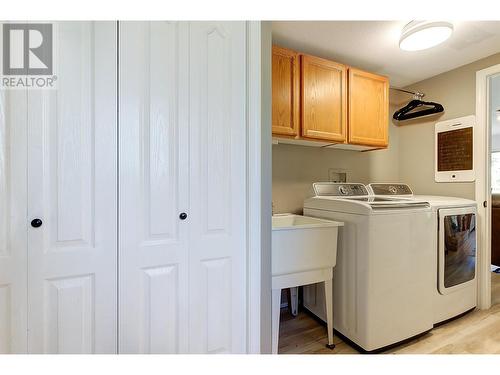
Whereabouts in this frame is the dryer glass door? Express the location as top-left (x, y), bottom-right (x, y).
top-left (438, 207), bottom-right (477, 294)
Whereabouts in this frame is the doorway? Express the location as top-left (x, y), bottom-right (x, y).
top-left (488, 74), bottom-right (500, 304)
top-left (476, 64), bottom-right (500, 309)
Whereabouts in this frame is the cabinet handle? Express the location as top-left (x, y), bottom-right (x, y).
top-left (31, 218), bottom-right (43, 228)
top-left (179, 212), bottom-right (188, 220)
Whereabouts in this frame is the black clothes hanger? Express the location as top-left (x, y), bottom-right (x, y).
top-left (392, 99), bottom-right (444, 121)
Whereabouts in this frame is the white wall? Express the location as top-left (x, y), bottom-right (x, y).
top-left (367, 104), bottom-right (401, 183)
top-left (273, 144), bottom-right (370, 214)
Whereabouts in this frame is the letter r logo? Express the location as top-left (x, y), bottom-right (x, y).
top-left (3, 23), bottom-right (53, 75)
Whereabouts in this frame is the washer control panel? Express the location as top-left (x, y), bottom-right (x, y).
top-left (368, 183), bottom-right (413, 196)
top-left (313, 182), bottom-right (368, 197)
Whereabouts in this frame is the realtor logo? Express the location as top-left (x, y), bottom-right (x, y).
top-left (1, 23), bottom-right (56, 89)
top-left (3, 23), bottom-right (53, 75)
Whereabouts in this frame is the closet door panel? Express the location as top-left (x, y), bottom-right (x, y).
top-left (0, 88), bottom-right (28, 353)
top-left (119, 21), bottom-right (189, 354)
top-left (0, 285), bottom-right (13, 353)
top-left (188, 22), bottom-right (247, 354)
top-left (27, 21), bottom-right (117, 354)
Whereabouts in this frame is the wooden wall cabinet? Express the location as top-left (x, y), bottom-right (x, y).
top-left (271, 45), bottom-right (389, 150)
top-left (272, 46), bottom-right (300, 137)
top-left (348, 68), bottom-right (389, 147)
top-left (301, 54), bottom-right (347, 142)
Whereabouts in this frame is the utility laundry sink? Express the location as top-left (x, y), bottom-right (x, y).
top-left (271, 214), bottom-right (343, 276)
top-left (271, 214), bottom-right (343, 354)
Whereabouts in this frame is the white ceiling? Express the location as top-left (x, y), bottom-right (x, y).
top-left (272, 21), bottom-right (500, 87)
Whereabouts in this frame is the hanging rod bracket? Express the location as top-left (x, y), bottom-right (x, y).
top-left (390, 87), bottom-right (425, 100)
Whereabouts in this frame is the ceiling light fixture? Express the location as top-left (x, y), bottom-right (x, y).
top-left (399, 21), bottom-right (454, 51)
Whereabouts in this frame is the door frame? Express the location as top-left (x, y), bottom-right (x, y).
top-left (246, 21), bottom-right (272, 354)
top-left (475, 63), bottom-right (500, 309)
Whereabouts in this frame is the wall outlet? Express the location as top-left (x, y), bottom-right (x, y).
top-left (328, 168), bottom-right (347, 183)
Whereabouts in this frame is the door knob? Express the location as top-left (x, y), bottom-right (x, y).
top-left (31, 218), bottom-right (43, 228)
top-left (179, 212), bottom-right (188, 220)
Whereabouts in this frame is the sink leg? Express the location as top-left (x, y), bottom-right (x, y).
top-left (289, 287), bottom-right (298, 317)
top-left (324, 278), bottom-right (335, 350)
top-left (272, 288), bottom-right (282, 354)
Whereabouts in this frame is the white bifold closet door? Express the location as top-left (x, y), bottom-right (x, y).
top-left (0, 67), bottom-right (28, 354)
top-left (0, 21), bottom-right (118, 354)
top-left (119, 21), bottom-right (247, 354)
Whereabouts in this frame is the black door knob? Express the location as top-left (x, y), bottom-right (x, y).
top-left (31, 218), bottom-right (43, 228)
top-left (179, 212), bottom-right (188, 220)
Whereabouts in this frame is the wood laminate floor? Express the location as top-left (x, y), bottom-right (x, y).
top-left (278, 272), bottom-right (500, 354)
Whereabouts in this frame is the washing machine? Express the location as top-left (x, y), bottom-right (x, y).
top-left (302, 183), bottom-right (434, 352)
top-left (367, 183), bottom-right (477, 324)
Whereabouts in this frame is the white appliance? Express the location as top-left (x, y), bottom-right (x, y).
top-left (303, 183), bottom-right (434, 352)
top-left (367, 183), bottom-right (477, 324)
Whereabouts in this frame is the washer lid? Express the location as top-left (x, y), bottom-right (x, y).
top-left (338, 196), bottom-right (429, 210)
top-left (304, 195), bottom-right (430, 214)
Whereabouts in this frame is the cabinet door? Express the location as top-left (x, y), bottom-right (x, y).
top-left (272, 46), bottom-right (299, 137)
top-left (301, 54), bottom-right (347, 142)
top-left (348, 68), bottom-right (389, 147)
top-left (189, 22), bottom-right (247, 354)
top-left (119, 21), bottom-right (190, 354)
top-left (27, 22), bottom-right (118, 353)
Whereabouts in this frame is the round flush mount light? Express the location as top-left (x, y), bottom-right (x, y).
top-left (399, 21), bottom-right (454, 51)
